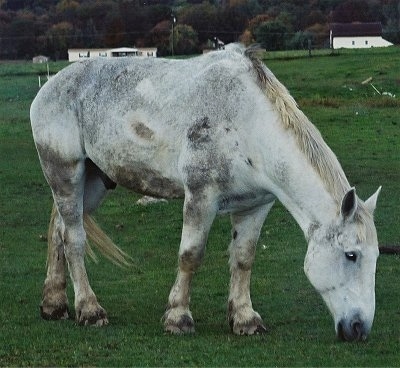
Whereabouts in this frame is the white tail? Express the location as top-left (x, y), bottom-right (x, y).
top-left (47, 203), bottom-right (131, 268)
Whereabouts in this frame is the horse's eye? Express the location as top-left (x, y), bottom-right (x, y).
top-left (345, 252), bottom-right (357, 262)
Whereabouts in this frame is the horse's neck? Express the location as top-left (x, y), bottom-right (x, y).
top-left (255, 113), bottom-right (342, 236)
top-left (274, 174), bottom-right (338, 237)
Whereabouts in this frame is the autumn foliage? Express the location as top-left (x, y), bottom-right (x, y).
top-left (0, 0), bottom-right (398, 59)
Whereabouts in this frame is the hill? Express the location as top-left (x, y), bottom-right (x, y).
top-left (0, 0), bottom-right (399, 59)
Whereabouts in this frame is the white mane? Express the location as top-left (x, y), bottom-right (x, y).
top-left (244, 47), bottom-right (350, 206)
top-left (244, 47), bottom-right (376, 241)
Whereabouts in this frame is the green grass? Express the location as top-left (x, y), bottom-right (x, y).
top-left (0, 48), bottom-right (399, 366)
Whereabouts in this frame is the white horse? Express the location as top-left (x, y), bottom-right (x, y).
top-left (30, 44), bottom-right (381, 341)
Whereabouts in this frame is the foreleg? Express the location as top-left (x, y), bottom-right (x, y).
top-left (164, 191), bottom-right (217, 334)
top-left (228, 202), bottom-right (274, 335)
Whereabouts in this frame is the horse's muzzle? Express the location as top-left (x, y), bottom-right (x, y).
top-left (337, 317), bottom-right (368, 342)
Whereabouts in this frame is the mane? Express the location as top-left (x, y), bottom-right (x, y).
top-left (244, 46), bottom-right (351, 207)
top-left (354, 201), bottom-right (376, 242)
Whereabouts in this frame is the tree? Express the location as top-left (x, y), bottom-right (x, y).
top-left (219, 0), bottom-right (259, 43)
top-left (46, 21), bottom-right (74, 59)
top-left (7, 11), bottom-right (36, 58)
top-left (80, 18), bottom-right (100, 48)
top-left (173, 24), bottom-right (199, 54)
top-left (239, 13), bottom-right (269, 45)
top-left (286, 30), bottom-right (313, 50)
top-left (383, 0), bottom-right (400, 44)
top-left (248, 13), bottom-right (270, 33)
top-left (0, 0), bottom-right (397, 60)
top-left (239, 28), bottom-right (253, 45)
top-left (55, 0), bottom-right (79, 23)
top-left (2, 0), bottom-right (31, 11)
top-left (104, 16), bottom-right (125, 47)
top-left (305, 22), bottom-right (329, 48)
top-left (178, 2), bottom-right (218, 44)
top-left (254, 18), bottom-right (289, 50)
top-left (331, 0), bottom-right (381, 23)
top-left (304, 10), bottom-right (326, 28)
top-left (149, 20), bottom-right (171, 56)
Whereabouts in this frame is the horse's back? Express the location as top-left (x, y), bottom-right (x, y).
top-left (30, 46), bottom-right (272, 200)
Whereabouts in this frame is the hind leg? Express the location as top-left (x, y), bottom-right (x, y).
top-left (40, 205), bottom-right (69, 320)
top-left (41, 160), bottom-right (109, 321)
top-left (56, 174), bottom-right (109, 325)
top-left (228, 202), bottom-right (274, 335)
top-left (39, 149), bottom-right (108, 326)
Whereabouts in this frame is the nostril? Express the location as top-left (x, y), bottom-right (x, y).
top-left (337, 319), bottom-right (365, 342)
top-left (351, 320), bottom-right (363, 341)
top-left (337, 321), bottom-right (345, 341)
top-left (351, 320), bottom-right (368, 341)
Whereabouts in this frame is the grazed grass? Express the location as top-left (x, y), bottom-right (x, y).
top-left (0, 48), bottom-right (399, 366)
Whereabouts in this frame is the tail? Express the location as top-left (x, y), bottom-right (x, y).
top-left (47, 203), bottom-right (131, 268)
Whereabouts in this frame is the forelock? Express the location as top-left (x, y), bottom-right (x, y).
top-left (354, 202), bottom-right (376, 244)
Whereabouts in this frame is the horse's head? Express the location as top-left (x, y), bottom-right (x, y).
top-left (304, 187), bottom-right (381, 342)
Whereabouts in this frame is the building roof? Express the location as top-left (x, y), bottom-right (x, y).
top-left (68, 48), bottom-right (108, 52)
top-left (68, 47), bottom-right (149, 53)
top-left (330, 22), bottom-right (382, 37)
top-left (109, 47), bottom-right (139, 52)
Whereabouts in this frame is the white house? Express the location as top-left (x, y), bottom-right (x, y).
top-left (330, 22), bottom-right (393, 49)
top-left (68, 47), bottom-right (157, 62)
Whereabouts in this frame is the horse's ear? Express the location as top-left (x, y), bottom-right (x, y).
top-left (364, 186), bottom-right (382, 214)
top-left (341, 188), bottom-right (357, 221)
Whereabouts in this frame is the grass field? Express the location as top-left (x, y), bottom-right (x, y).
top-left (0, 47), bottom-right (399, 366)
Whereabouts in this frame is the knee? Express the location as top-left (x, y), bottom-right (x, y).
top-left (63, 227), bottom-right (86, 257)
top-left (229, 241), bottom-right (256, 271)
top-left (179, 247), bottom-right (204, 273)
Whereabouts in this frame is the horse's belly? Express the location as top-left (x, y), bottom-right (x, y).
top-left (84, 115), bottom-right (185, 198)
top-left (111, 163), bottom-right (184, 199)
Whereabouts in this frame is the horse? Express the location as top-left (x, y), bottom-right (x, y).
top-left (30, 44), bottom-right (381, 341)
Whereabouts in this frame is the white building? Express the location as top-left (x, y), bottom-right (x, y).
top-left (32, 55), bottom-right (49, 63)
top-left (330, 22), bottom-right (393, 49)
top-left (68, 47), bottom-right (157, 62)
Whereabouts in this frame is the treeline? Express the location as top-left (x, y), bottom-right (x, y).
top-left (0, 0), bottom-right (399, 59)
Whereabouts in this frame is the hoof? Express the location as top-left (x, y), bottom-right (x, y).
top-left (230, 317), bottom-right (268, 335)
top-left (76, 307), bottom-right (109, 327)
top-left (229, 309), bottom-right (268, 335)
top-left (40, 303), bottom-right (70, 320)
top-left (164, 308), bottom-right (195, 334)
